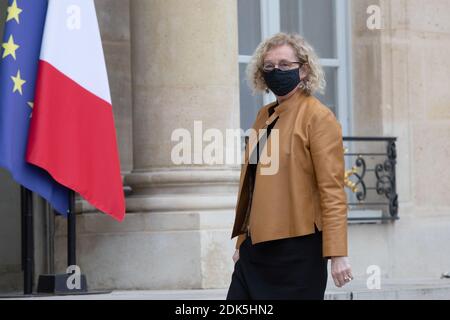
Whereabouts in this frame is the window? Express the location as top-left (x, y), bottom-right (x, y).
top-left (238, 0), bottom-right (352, 136)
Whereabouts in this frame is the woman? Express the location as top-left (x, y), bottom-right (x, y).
top-left (227, 33), bottom-right (353, 300)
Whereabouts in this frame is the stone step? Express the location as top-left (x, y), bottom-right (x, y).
top-left (2, 278), bottom-right (450, 300)
top-left (325, 278), bottom-right (450, 300)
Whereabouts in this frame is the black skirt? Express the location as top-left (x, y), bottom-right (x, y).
top-left (226, 226), bottom-right (328, 300)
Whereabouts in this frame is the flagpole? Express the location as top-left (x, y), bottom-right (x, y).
top-left (37, 191), bottom-right (87, 294)
top-left (21, 186), bottom-right (34, 295)
top-left (68, 190), bottom-right (76, 267)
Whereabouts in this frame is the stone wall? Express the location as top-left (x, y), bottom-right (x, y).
top-left (349, 0), bottom-right (450, 281)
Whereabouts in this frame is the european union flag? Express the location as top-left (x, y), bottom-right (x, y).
top-left (0, 0), bottom-right (69, 215)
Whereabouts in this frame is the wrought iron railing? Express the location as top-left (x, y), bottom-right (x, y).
top-left (343, 137), bottom-right (398, 222)
top-left (241, 134), bottom-right (399, 222)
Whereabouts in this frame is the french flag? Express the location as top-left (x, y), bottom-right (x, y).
top-left (26, 0), bottom-right (125, 221)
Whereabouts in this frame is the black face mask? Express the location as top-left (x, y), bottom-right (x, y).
top-left (263, 68), bottom-right (301, 96)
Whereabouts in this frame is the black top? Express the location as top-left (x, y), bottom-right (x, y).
top-left (251, 101), bottom-right (279, 165)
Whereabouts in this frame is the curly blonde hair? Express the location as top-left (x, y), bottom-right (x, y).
top-left (246, 32), bottom-right (326, 96)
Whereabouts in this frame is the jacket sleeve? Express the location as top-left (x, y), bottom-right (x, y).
top-left (309, 108), bottom-right (348, 258)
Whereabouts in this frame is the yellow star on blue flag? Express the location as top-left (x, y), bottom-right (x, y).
top-left (6, 0), bottom-right (23, 24)
top-left (2, 34), bottom-right (20, 60)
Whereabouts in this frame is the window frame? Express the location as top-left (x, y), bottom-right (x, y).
top-left (238, 0), bottom-right (353, 136)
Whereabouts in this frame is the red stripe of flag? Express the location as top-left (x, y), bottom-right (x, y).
top-left (26, 60), bottom-right (125, 221)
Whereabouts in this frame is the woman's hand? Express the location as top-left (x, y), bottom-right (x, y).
top-left (331, 256), bottom-right (353, 287)
top-left (232, 249), bottom-right (240, 263)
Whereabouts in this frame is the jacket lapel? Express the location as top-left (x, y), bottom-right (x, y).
top-left (232, 103), bottom-right (279, 237)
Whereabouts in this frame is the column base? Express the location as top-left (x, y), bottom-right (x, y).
top-left (56, 168), bottom-right (240, 290)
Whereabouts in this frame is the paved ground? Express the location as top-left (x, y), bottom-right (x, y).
top-left (1, 278), bottom-right (450, 300)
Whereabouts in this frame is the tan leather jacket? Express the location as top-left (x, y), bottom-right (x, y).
top-left (231, 89), bottom-right (348, 258)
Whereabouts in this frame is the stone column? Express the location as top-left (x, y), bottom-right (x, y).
top-left (125, 0), bottom-right (240, 289)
